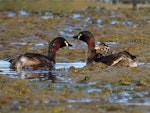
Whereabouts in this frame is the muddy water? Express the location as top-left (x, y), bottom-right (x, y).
top-left (0, 6), bottom-right (150, 112)
top-left (0, 60), bottom-right (150, 104)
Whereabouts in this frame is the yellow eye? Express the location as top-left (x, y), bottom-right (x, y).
top-left (78, 34), bottom-right (82, 39)
top-left (64, 41), bottom-right (69, 46)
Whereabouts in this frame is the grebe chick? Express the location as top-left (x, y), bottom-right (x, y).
top-left (95, 42), bottom-right (110, 56)
top-left (73, 31), bottom-right (137, 67)
top-left (9, 37), bottom-right (72, 71)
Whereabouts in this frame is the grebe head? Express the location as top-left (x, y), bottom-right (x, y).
top-left (73, 31), bottom-right (95, 49)
top-left (9, 37), bottom-right (72, 71)
top-left (95, 42), bottom-right (110, 55)
top-left (73, 31), bottom-right (96, 64)
top-left (50, 37), bottom-right (72, 51)
top-left (48, 37), bottom-right (72, 59)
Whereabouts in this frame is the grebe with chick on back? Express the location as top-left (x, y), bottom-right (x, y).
top-left (73, 31), bottom-right (137, 67)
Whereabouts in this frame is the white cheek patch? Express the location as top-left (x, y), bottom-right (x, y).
top-left (78, 34), bottom-right (82, 39)
top-left (64, 41), bottom-right (69, 46)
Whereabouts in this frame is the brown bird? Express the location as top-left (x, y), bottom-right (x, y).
top-left (9, 37), bottom-right (72, 71)
top-left (73, 31), bottom-right (137, 67)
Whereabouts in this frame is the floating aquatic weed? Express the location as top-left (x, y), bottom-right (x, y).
top-left (100, 87), bottom-right (111, 97)
top-left (136, 79), bottom-right (148, 86)
top-left (89, 62), bottom-right (108, 69)
top-left (118, 80), bottom-right (131, 85)
top-left (101, 19), bottom-right (110, 25)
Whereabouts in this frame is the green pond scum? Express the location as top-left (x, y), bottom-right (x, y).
top-left (0, 0), bottom-right (150, 113)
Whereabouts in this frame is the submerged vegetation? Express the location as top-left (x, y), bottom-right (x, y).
top-left (0, 0), bottom-right (150, 112)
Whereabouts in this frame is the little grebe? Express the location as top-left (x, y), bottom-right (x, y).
top-left (73, 31), bottom-right (137, 67)
top-left (9, 37), bottom-right (72, 71)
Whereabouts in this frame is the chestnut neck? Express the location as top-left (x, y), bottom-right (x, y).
top-left (84, 37), bottom-right (96, 64)
top-left (48, 41), bottom-right (61, 63)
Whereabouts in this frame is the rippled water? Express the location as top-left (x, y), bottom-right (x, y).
top-left (0, 60), bottom-right (150, 105)
top-left (0, 8), bottom-right (150, 112)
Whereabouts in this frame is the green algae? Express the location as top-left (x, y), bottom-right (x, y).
top-left (100, 87), bottom-right (111, 97)
top-left (0, 1), bottom-right (150, 113)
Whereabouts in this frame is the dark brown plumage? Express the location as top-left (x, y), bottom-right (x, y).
top-left (73, 31), bottom-right (137, 67)
top-left (9, 37), bottom-right (72, 71)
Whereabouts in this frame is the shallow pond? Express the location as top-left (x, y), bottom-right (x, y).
top-left (0, 3), bottom-right (150, 112)
top-left (0, 60), bottom-right (150, 110)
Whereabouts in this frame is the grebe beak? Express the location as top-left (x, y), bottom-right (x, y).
top-left (64, 41), bottom-right (72, 47)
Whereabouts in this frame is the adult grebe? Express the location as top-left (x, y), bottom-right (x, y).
top-left (73, 31), bottom-right (137, 67)
top-left (9, 37), bottom-right (72, 71)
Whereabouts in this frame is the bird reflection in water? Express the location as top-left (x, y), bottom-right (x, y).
top-left (17, 71), bottom-right (57, 83)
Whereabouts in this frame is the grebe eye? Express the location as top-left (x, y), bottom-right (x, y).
top-left (78, 34), bottom-right (82, 39)
top-left (64, 41), bottom-right (69, 46)
top-left (101, 48), bottom-right (104, 51)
